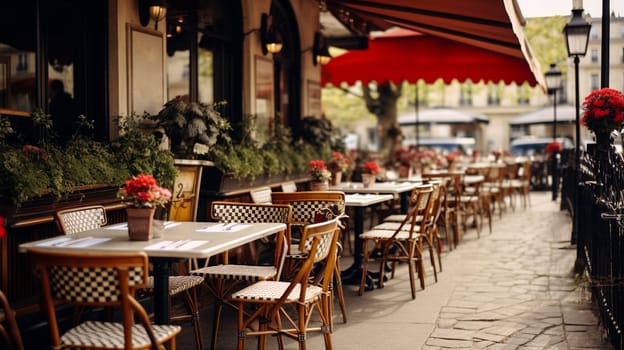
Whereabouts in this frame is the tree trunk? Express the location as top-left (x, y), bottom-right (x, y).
top-left (362, 82), bottom-right (403, 160)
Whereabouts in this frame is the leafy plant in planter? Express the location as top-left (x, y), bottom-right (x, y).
top-left (0, 111), bottom-right (176, 207)
top-left (150, 96), bottom-right (231, 159)
top-left (110, 114), bottom-right (178, 189)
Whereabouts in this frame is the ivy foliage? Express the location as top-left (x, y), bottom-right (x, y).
top-left (0, 112), bottom-right (176, 207)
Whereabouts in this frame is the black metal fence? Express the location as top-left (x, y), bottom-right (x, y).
top-left (565, 146), bottom-right (624, 349)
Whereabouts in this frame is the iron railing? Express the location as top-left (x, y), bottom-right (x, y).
top-left (571, 146), bottom-right (624, 349)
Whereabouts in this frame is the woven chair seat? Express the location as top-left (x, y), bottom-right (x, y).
top-left (360, 229), bottom-right (423, 240)
top-left (60, 320), bottom-right (180, 348)
top-left (192, 264), bottom-right (277, 282)
top-left (372, 221), bottom-right (424, 232)
top-left (383, 214), bottom-right (406, 222)
top-left (144, 275), bottom-right (204, 297)
top-left (231, 280), bottom-right (323, 303)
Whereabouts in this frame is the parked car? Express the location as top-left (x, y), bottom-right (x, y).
top-left (402, 137), bottom-right (476, 155)
top-left (509, 137), bottom-right (574, 156)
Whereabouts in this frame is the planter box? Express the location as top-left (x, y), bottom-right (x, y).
top-left (201, 166), bottom-right (309, 195)
top-left (197, 166), bottom-right (310, 220)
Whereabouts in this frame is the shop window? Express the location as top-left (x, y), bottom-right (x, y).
top-left (0, 0), bottom-right (107, 141)
top-left (165, 0), bottom-right (242, 122)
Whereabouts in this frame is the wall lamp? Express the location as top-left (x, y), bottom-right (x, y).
top-left (313, 32), bottom-right (332, 65)
top-left (262, 13), bottom-right (283, 55)
top-left (245, 13), bottom-right (283, 55)
top-left (139, 0), bottom-right (167, 30)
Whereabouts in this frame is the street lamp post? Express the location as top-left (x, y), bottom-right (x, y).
top-left (545, 63), bottom-right (562, 201)
top-left (564, 0), bottom-right (591, 272)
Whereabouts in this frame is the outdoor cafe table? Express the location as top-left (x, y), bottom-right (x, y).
top-left (330, 181), bottom-right (419, 214)
top-left (19, 221), bottom-right (286, 325)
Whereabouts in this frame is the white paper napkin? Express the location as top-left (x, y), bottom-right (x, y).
top-left (37, 237), bottom-right (112, 248)
top-left (195, 223), bottom-right (251, 232)
top-left (144, 240), bottom-right (209, 250)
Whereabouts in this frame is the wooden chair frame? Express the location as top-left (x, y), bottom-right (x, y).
top-left (359, 184), bottom-right (435, 298)
top-left (0, 289), bottom-right (24, 350)
top-left (29, 249), bottom-right (180, 350)
top-left (230, 218), bottom-right (341, 350)
top-left (271, 191), bottom-right (348, 325)
top-left (191, 201), bottom-right (291, 350)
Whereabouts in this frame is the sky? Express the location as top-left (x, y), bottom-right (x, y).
top-left (517, 0), bottom-right (624, 18)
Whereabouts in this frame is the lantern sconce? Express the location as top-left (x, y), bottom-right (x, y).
top-left (139, 0), bottom-right (168, 30)
top-left (261, 13), bottom-right (283, 55)
top-left (244, 13), bottom-right (283, 55)
top-left (313, 32), bottom-right (331, 66)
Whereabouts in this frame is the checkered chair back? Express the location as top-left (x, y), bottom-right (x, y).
top-left (298, 218), bottom-right (340, 264)
top-left (211, 202), bottom-right (291, 224)
top-left (55, 205), bottom-right (107, 235)
top-left (31, 249), bottom-right (148, 304)
top-left (271, 191), bottom-right (346, 226)
top-left (271, 191), bottom-right (346, 255)
top-left (29, 249), bottom-right (180, 349)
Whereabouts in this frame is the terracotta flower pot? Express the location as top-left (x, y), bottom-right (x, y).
top-left (361, 173), bottom-right (376, 188)
top-left (330, 171), bottom-right (342, 186)
top-left (126, 207), bottom-right (155, 241)
top-left (310, 180), bottom-right (329, 191)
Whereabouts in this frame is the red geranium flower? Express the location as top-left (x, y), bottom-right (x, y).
top-left (0, 216), bottom-right (6, 238)
top-left (308, 159), bottom-right (332, 181)
top-left (545, 141), bottom-right (563, 154)
top-left (363, 161), bottom-right (380, 175)
top-left (117, 174), bottom-right (172, 209)
top-left (582, 88), bottom-right (624, 133)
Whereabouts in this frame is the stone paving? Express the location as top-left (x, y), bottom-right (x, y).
top-left (420, 192), bottom-right (611, 349)
top-left (176, 191), bottom-right (614, 349)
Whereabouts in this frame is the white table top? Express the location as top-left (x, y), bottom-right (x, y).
top-left (344, 193), bottom-right (394, 207)
top-left (19, 221), bottom-right (287, 259)
top-left (330, 181), bottom-right (418, 194)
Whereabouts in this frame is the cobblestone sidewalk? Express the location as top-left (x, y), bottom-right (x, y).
top-left (423, 193), bottom-right (612, 349)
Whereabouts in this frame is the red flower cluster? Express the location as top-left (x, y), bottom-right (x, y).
top-left (582, 88), bottom-right (624, 133)
top-left (363, 161), bottom-right (380, 174)
top-left (545, 141), bottom-right (563, 154)
top-left (328, 152), bottom-right (350, 173)
top-left (0, 216), bottom-right (6, 239)
top-left (21, 145), bottom-right (48, 160)
top-left (117, 174), bottom-right (172, 209)
top-left (308, 160), bottom-right (332, 181)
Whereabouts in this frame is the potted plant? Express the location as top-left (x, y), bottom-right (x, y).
top-left (307, 159), bottom-right (332, 190)
top-left (150, 96), bottom-right (232, 160)
top-left (117, 173), bottom-right (172, 241)
top-left (361, 161), bottom-right (380, 187)
top-left (582, 87), bottom-right (624, 152)
top-left (328, 151), bottom-right (350, 185)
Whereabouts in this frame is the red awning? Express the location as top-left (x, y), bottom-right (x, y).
top-left (321, 29), bottom-right (541, 87)
top-left (323, 0), bottom-right (543, 87)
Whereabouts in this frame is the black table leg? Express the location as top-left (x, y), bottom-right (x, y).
top-left (152, 259), bottom-right (171, 325)
top-left (341, 206), bottom-right (376, 290)
top-left (400, 191), bottom-right (409, 214)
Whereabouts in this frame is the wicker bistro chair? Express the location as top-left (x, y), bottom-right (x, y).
top-left (271, 191), bottom-right (348, 326)
top-left (55, 205), bottom-right (107, 235)
top-left (189, 201), bottom-right (291, 350)
top-left (29, 249), bottom-right (181, 350)
top-left (55, 206), bottom-right (205, 350)
top-left (230, 218), bottom-right (341, 350)
top-left (359, 184), bottom-right (435, 298)
top-left (280, 181), bottom-right (298, 192)
top-left (0, 289), bottom-right (24, 350)
top-left (250, 187), bottom-right (273, 204)
top-left (378, 180), bottom-right (446, 274)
